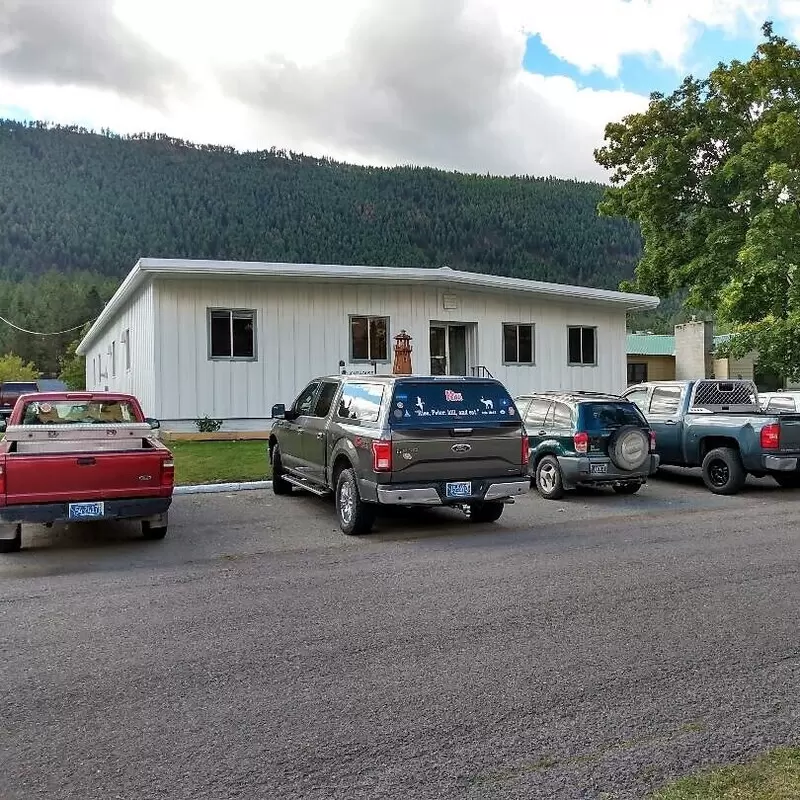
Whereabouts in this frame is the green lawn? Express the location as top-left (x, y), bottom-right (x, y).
top-left (169, 440), bottom-right (272, 486)
top-left (651, 748), bottom-right (800, 800)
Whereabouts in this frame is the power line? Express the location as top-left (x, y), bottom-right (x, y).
top-left (0, 313), bottom-right (97, 337)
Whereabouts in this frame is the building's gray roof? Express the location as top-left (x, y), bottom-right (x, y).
top-left (77, 258), bottom-right (661, 354)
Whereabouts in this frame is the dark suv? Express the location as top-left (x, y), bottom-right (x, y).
top-left (269, 375), bottom-right (530, 535)
top-left (514, 391), bottom-right (659, 499)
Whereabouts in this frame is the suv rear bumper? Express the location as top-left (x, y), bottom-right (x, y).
top-left (370, 477), bottom-right (529, 506)
top-left (557, 454), bottom-right (660, 487)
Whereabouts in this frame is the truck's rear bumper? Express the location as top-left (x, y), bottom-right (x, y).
top-left (370, 477), bottom-right (529, 506)
top-left (762, 455), bottom-right (800, 471)
top-left (0, 496), bottom-right (172, 528)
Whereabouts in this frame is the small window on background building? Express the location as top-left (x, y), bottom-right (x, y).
top-left (568, 326), bottom-right (597, 366)
top-left (350, 316), bottom-right (389, 361)
top-left (209, 309), bottom-right (256, 359)
top-left (627, 362), bottom-right (648, 384)
top-left (502, 323), bottom-right (535, 364)
top-left (110, 341), bottom-right (116, 377)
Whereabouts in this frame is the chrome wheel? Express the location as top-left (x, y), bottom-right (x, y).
top-left (539, 461), bottom-right (558, 492)
top-left (338, 479), bottom-right (355, 525)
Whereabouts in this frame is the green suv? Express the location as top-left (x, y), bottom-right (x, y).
top-left (515, 391), bottom-right (659, 499)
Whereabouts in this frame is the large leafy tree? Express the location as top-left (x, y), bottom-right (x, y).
top-left (595, 22), bottom-right (800, 378)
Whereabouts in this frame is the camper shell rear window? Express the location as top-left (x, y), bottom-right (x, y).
top-left (388, 380), bottom-right (520, 427)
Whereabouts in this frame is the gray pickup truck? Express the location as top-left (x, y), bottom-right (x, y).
top-left (268, 374), bottom-right (530, 535)
top-left (622, 379), bottom-right (800, 494)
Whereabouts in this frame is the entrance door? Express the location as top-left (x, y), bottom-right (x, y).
top-left (430, 326), bottom-right (447, 375)
top-left (429, 323), bottom-right (472, 375)
top-left (448, 325), bottom-right (467, 375)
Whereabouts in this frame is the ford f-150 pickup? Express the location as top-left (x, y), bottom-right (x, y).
top-left (0, 392), bottom-right (174, 552)
top-left (269, 374), bottom-right (530, 535)
top-left (623, 379), bottom-right (800, 494)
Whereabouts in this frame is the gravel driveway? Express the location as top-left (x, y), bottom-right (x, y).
top-left (2, 470), bottom-right (799, 799)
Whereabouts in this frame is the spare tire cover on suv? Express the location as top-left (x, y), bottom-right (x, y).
top-left (608, 425), bottom-right (649, 471)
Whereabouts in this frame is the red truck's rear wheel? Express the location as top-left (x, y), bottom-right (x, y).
top-left (141, 520), bottom-right (168, 540)
top-left (0, 524), bottom-right (22, 553)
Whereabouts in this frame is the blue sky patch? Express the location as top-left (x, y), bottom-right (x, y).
top-left (521, 19), bottom-right (788, 98)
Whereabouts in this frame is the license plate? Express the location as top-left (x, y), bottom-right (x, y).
top-left (590, 463), bottom-right (608, 475)
top-left (445, 481), bottom-right (472, 498)
top-left (68, 501), bottom-right (105, 520)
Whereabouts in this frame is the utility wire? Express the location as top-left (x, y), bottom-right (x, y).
top-left (0, 313), bottom-right (97, 337)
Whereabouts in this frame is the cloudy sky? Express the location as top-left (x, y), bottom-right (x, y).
top-left (1, 0), bottom-right (799, 181)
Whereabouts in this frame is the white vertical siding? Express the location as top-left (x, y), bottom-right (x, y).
top-left (152, 278), bottom-right (629, 426)
top-left (83, 284), bottom-right (157, 416)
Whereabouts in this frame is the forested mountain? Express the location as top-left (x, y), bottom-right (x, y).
top-left (0, 118), bottom-right (649, 374)
top-left (0, 119), bottom-right (643, 284)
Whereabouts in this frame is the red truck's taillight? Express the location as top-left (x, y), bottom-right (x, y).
top-left (649, 430), bottom-right (657, 451)
top-left (522, 435), bottom-right (529, 467)
top-left (0, 463), bottom-right (5, 496)
top-left (574, 431), bottom-right (589, 454)
top-left (161, 457), bottom-right (175, 487)
top-left (761, 423), bottom-right (780, 450)
top-left (372, 440), bottom-right (392, 472)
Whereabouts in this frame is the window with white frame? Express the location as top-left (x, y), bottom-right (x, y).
top-left (208, 309), bottom-right (257, 360)
top-left (567, 326), bottom-right (597, 366)
top-left (349, 315), bottom-right (389, 362)
top-left (110, 341), bottom-right (116, 377)
top-left (502, 323), bottom-right (535, 364)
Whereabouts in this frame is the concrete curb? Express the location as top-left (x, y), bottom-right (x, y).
top-left (174, 480), bottom-right (272, 495)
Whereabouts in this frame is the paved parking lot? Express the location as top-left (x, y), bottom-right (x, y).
top-left (2, 469), bottom-right (799, 799)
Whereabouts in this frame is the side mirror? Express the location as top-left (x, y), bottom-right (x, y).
top-left (271, 403), bottom-right (286, 419)
top-left (145, 417), bottom-right (160, 429)
top-left (0, 419), bottom-right (6, 433)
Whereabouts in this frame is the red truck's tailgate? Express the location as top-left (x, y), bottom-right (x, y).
top-left (2, 449), bottom-right (171, 505)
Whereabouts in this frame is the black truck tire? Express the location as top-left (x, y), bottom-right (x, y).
top-left (701, 447), bottom-right (746, 495)
top-left (0, 524), bottom-right (22, 553)
top-left (335, 468), bottom-right (375, 535)
top-left (271, 445), bottom-right (293, 496)
top-left (468, 502), bottom-right (505, 523)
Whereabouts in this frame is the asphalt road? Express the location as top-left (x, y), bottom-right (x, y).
top-left (2, 468), bottom-right (799, 799)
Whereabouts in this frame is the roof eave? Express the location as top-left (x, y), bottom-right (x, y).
top-left (139, 258), bottom-right (661, 310)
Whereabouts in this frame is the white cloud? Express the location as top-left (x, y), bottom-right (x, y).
top-left (0, 0), bottom-right (792, 181)
top-left (778, 0), bottom-right (800, 38)
top-left (508, 0), bottom-right (768, 76)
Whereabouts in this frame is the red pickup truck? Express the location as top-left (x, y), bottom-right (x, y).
top-left (0, 392), bottom-right (174, 553)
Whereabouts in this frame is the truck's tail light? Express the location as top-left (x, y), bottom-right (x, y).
top-left (372, 440), bottom-right (392, 472)
top-left (649, 430), bottom-right (657, 451)
top-left (161, 457), bottom-right (175, 487)
top-left (522, 434), bottom-right (529, 467)
top-left (761, 423), bottom-right (780, 450)
top-left (0, 463), bottom-right (5, 497)
top-left (574, 431), bottom-right (589, 454)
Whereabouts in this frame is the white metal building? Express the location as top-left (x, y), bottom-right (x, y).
top-left (76, 259), bottom-right (659, 430)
